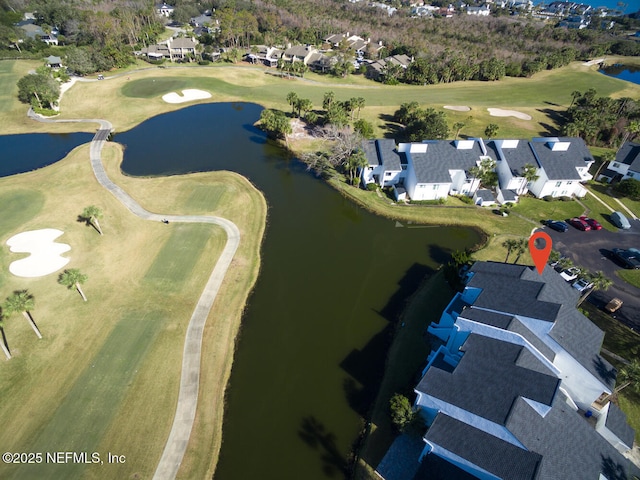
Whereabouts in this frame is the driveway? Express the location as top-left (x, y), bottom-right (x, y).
top-left (542, 218), bottom-right (640, 330)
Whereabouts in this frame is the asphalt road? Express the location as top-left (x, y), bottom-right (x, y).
top-left (542, 217), bottom-right (640, 330)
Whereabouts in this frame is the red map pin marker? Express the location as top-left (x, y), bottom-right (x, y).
top-left (529, 231), bottom-right (552, 275)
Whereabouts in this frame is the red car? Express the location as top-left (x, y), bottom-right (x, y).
top-left (579, 216), bottom-right (602, 230)
top-left (568, 217), bottom-right (591, 231)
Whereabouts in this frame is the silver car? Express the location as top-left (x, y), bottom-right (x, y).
top-left (610, 211), bottom-right (631, 229)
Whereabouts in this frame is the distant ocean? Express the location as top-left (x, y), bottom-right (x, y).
top-left (535, 0), bottom-right (639, 14)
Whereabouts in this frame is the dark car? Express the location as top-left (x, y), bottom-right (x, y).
top-left (579, 216), bottom-right (602, 230)
top-left (609, 248), bottom-right (640, 269)
top-left (544, 220), bottom-right (569, 232)
top-left (567, 217), bottom-right (591, 231)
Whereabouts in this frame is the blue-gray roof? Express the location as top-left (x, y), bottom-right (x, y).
top-left (465, 262), bottom-right (616, 390)
top-left (616, 141), bottom-right (640, 173)
top-left (606, 402), bottom-right (636, 449)
top-left (529, 137), bottom-right (593, 181)
top-left (376, 138), bottom-right (402, 171)
top-left (501, 189), bottom-right (519, 201)
top-left (506, 396), bottom-right (633, 480)
top-left (475, 188), bottom-right (494, 202)
top-left (425, 413), bottom-right (543, 480)
top-left (410, 140), bottom-right (495, 184)
top-left (362, 139), bottom-right (402, 171)
top-left (488, 140), bottom-right (539, 176)
top-left (416, 334), bottom-right (559, 425)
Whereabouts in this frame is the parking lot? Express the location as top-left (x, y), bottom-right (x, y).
top-left (542, 218), bottom-right (640, 330)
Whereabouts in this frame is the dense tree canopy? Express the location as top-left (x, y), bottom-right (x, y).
top-left (17, 70), bottom-right (59, 109)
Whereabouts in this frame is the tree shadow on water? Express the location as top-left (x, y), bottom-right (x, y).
top-left (298, 416), bottom-right (349, 478)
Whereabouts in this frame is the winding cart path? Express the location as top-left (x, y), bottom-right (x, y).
top-left (28, 109), bottom-right (240, 480)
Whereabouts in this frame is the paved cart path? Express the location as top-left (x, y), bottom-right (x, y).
top-left (28, 109), bottom-right (240, 480)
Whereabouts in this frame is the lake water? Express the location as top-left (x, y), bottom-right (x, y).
top-left (1, 103), bottom-right (482, 480)
top-left (599, 64), bottom-right (640, 86)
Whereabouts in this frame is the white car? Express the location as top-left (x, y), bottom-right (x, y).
top-left (560, 267), bottom-right (580, 282)
top-left (572, 278), bottom-right (593, 292)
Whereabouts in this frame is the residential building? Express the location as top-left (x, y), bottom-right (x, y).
top-left (399, 139), bottom-right (488, 201)
top-left (281, 45), bottom-right (318, 64)
top-left (490, 139), bottom-right (538, 195)
top-left (467, 4), bottom-right (491, 15)
top-left (140, 37), bottom-right (198, 62)
top-left (526, 137), bottom-right (593, 198)
top-left (361, 139), bottom-right (406, 190)
top-left (599, 141), bottom-right (640, 183)
top-left (156, 2), bottom-right (175, 17)
top-left (46, 55), bottom-right (63, 69)
top-left (377, 261), bottom-right (636, 480)
top-left (365, 54), bottom-right (413, 81)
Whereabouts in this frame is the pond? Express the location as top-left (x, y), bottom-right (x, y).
top-left (2, 103), bottom-right (482, 480)
top-left (599, 64), bottom-right (640, 86)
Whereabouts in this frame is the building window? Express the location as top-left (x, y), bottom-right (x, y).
top-left (567, 181), bottom-right (573, 185)
top-left (555, 181), bottom-right (562, 187)
top-left (613, 163), bottom-right (620, 168)
top-left (433, 184), bottom-right (439, 190)
top-left (385, 172), bottom-right (392, 176)
top-left (629, 172), bottom-right (635, 178)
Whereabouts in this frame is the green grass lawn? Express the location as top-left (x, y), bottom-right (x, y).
top-left (617, 269), bottom-right (640, 289)
top-left (0, 60), bottom-right (17, 112)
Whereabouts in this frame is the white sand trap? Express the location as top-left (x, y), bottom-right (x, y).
top-left (488, 108), bottom-right (532, 120)
top-left (7, 229), bottom-right (70, 278)
top-left (444, 105), bottom-right (471, 112)
top-left (162, 89), bottom-right (211, 104)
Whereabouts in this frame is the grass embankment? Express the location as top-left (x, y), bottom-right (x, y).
top-left (0, 142), bottom-right (266, 480)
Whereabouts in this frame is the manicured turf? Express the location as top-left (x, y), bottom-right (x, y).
top-left (0, 60), bottom-right (17, 112)
top-left (617, 269), bottom-right (640, 289)
top-left (7, 310), bottom-right (165, 480)
top-left (144, 223), bottom-right (224, 288)
top-left (185, 184), bottom-right (228, 211)
top-left (121, 77), bottom-right (190, 98)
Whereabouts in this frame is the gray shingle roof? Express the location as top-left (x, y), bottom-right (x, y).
top-left (489, 139), bottom-right (539, 176)
top-left (529, 137), bottom-right (593, 181)
top-left (377, 139), bottom-right (402, 171)
top-left (606, 402), bottom-right (636, 449)
top-left (507, 396), bottom-right (633, 480)
top-left (362, 139), bottom-right (380, 166)
top-left (425, 413), bottom-right (543, 480)
top-left (416, 334), bottom-right (559, 425)
top-left (616, 141), bottom-right (640, 172)
top-left (410, 140), bottom-right (494, 184)
top-left (465, 262), bottom-right (616, 389)
top-left (475, 188), bottom-right (494, 201)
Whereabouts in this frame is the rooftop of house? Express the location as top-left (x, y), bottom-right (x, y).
top-left (615, 141), bottom-right (640, 172)
top-left (409, 139), bottom-right (494, 185)
top-left (606, 402), bottom-right (636, 449)
top-left (362, 139), bottom-right (403, 171)
top-left (419, 332), bottom-right (634, 480)
top-left (416, 334), bottom-right (560, 425)
top-left (425, 413), bottom-right (543, 480)
top-left (475, 188), bottom-right (494, 202)
top-left (284, 45), bottom-right (315, 57)
top-left (465, 262), bottom-right (616, 389)
top-left (487, 139), bottom-right (539, 177)
top-left (529, 137), bottom-right (593, 180)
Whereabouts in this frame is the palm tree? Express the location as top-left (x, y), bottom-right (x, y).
top-left (453, 122), bottom-right (465, 139)
top-left (577, 270), bottom-right (612, 306)
top-left (352, 97), bottom-right (365, 119)
top-left (4, 290), bottom-right (41, 339)
top-left (502, 238), bottom-right (518, 263)
top-left (512, 238), bottom-right (528, 264)
top-left (286, 91), bottom-right (299, 115)
top-left (569, 90), bottom-right (581, 108)
top-left (0, 308), bottom-right (11, 360)
top-left (58, 268), bottom-right (88, 301)
top-left (616, 359), bottom-right (640, 395)
top-left (520, 163), bottom-right (540, 195)
top-left (81, 205), bottom-right (103, 235)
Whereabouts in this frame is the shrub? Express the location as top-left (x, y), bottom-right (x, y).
top-left (410, 198), bottom-right (446, 205)
top-left (389, 394), bottom-right (416, 431)
top-left (366, 182), bottom-right (379, 191)
top-left (453, 194), bottom-right (473, 204)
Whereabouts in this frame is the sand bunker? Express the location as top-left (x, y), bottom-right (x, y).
top-left (7, 229), bottom-right (70, 278)
top-left (444, 105), bottom-right (471, 112)
top-left (487, 108), bottom-right (532, 120)
top-left (162, 89), bottom-right (212, 104)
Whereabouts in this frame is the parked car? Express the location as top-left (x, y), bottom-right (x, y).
top-left (560, 267), bottom-right (580, 282)
top-left (609, 248), bottom-right (640, 269)
top-left (572, 278), bottom-right (593, 292)
top-left (567, 217), bottom-right (591, 231)
top-left (604, 298), bottom-right (623, 313)
top-left (610, 211), bottom-right (631, 230)
top-left (579, 216), bottom-right (602, 230)
top-left (544, 220), bottom-right (569, 232)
